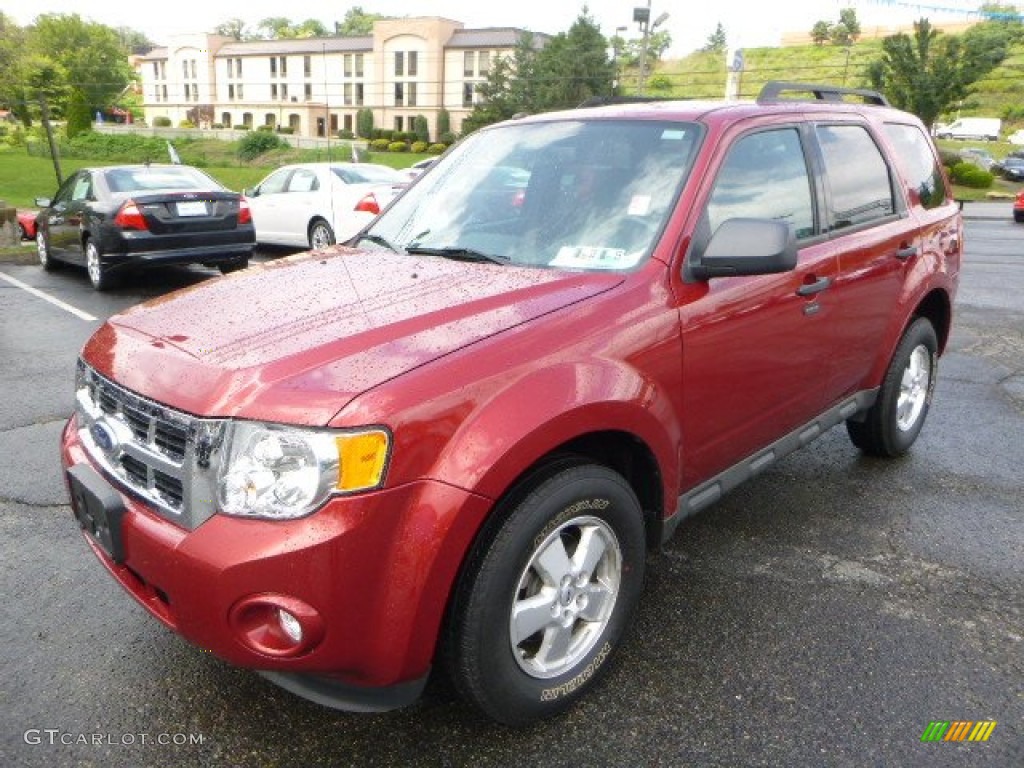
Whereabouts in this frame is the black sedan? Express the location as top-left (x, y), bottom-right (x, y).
top-left (34, 164), bottom-right (255, 290)
top-left (1001, 156), bottom-right (1024, 182)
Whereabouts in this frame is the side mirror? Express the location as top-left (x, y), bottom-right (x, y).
top-left (242, 187), bottom-right (256, 198)
top-left (690, 218), bottom-right (797, 280)
top-left (35, 197), bottom-right (52, 208)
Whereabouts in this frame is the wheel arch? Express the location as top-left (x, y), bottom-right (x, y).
top-left (913, 287), bottom-right (952, 355)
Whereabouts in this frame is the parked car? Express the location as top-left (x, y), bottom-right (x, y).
top-left (934, 116), bottom-right (1001, 141)
top-left (62, 82), bottom-right (961, 725)
top-left (16, 209), bottom-right (38, 240)
top-left (34, 164), bottom-right (254, 290)
top-left (1007, 129), bottom-right (1024, 145)
top-left (1001, 156), bottom-right (1024, 181)
top-left (400, 157), bottom-right (438, 181)
top-left (245, 162), bottom-right (407, 249)
top-left (1014, 189), bottom-right (1024, 222)
top-left (959, 147), bottom-right (996, 171)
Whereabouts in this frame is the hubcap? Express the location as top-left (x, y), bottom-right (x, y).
top-left (311, 224), bottom-right (333, 249)
top-left (508, 515), bottom-right (621, 679)
top-left (86, 243), bottom-right (101, 285)
top-left (896, 344), bottom-right (931, 431)
top-left (36, 232), bottom-right (47, 265)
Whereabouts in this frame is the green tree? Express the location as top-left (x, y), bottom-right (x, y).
top-left (532, 11), bottom-right (614, 109)
top-left (867, 19), bottom-right (968, 127)
top-left (436, 108), bottom-right (451, 139)
top-left (832, 8), bottom-right (861, 46)
top-left (701, 23), bottom-right (727, 54)
top-left (810, 21), bottom-right (832, 46)
top-left (26, 15), bottom-right (135, 134)
top-left (0, 13), bottom-right (30, 123)
top-left (413, 114), bottom-right (430, 144)
top-left (113, 26), bottom-right (152, 52)
top-left (334, 7), bottom-right (388, 36)
top-left (463, 33), bottom-right (542, 133)
top-left (294, 19), bottom-right (328, 38)
top-left (215, 18), bottom-right (251, 41)
top-left (258, 17), bottom-right (294, 39)
top-left (356, 107), bottom-right (374, 138)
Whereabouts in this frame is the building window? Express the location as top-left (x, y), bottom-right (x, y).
top-left (463, 82), bottom-right (476, 107)
top-left (271, 84), bottom-right (278, 100)
top-left (265, 113), bottom-right (275, 128)
top-left (394, 82), bottom-right (404, 107)
top-left (344, 83), bottom-right (352, 105)
top-left (394, 116), bottom-right (404, 132)
top-left (221, 112), bottom-right (231, 126)
top-left (280, 56), bottom-right (288, 76)
top-left (236, 58), bottom-right (242, 77)
top-left (228, 84), bottom-right (235, 100)
top-left (227, 59), bottom-right (234, 78)
top-left (355, 83), bottom-right (364, 105)
top-left (304, 55), bottom-right (312, 77)
top-left (270, 57), bottom-right (277, 76)
top-left (464, 51), bottom-right (474, 77)
top-left (304, 83), bottom-right (312, 101)
top-left (409, 51), bottom-right (418, 77)
top-left (243, 112), bottom-right (253, 128)
top-left (191, 60), bottom-right (197, 79)
top-left (330, 114), bottom-right (338, 133)
top-left (343, 114), bottom-right (353, 132)
top-left (162, 84), bottom-right (168, 101)
top-left (344, 54), bottom-right (352, 77)
top-left (160, 61), bottom-right (166, 80)
top-left (182, 60), bottom-right (189, 79)
top-left (395, 51), bottom-right (404, 77)
top-left (153, 62), bottom-right (160, 78)
top-left (408, 82), bottom-right (417, 107)
top-left (281, 83), bottom-right (289, 101)
top-left (237, 83), bottom-right (244, 100)
top-left (355, 54), bottom-right (364, 77)
top-left (479, 51), bottom-right (490, 75)
top-left (153, 86), bottom-right (161, 103)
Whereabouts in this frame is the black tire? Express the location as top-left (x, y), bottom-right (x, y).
top-left (84, 238), bottom-right (117, 290)
top-left (847, 317), bottom-right (938, 457)
top-left (37, 231), bottom-right (58, 271)
top-left (1014, 211), bottom-right (1024, 223)
top-left (308, 219), bottom-right (335, 250)
top-left (218, 256), bottom-right (250, 274)
top-left (444, 462), bottom-right (646, 725)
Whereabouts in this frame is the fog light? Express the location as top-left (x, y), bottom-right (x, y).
top-left (278, 609), bottom-right (303, 643)
top-left (228, 594), bottom-right (325, 657)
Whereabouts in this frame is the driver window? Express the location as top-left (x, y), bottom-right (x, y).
top-left (71, 174), bottom-right (93, 202)
top-left (707, 128), bottom-right (814, 239)
top-left (259, 169), bottom-right (291, 196)
top-left (287, 169), bottom-right (318, 193)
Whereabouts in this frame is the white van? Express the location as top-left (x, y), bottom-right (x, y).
top-left (935, 117), bottom-right (1002, 141)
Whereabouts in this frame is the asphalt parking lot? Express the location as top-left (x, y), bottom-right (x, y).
top-left (0, 208), bottom-right (1021, 767)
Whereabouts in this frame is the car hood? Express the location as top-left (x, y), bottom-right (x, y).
top-left (83, 248), bottom-right (623, 424)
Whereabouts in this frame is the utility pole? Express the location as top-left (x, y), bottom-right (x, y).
top-left (39, 94), bottom-right (63, 187)
top-left (634, 3), bottom-right (669, 96)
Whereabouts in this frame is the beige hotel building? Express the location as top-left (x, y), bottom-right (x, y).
top-left (138, 17), bottom-right (548, 139)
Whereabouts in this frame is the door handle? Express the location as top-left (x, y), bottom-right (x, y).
top-left (896, 245), bottom-right (918, 260)
top-left (796, 276), bottom-right (831, 297)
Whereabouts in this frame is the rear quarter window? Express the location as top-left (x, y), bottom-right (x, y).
top-left (882, 123), bottom-right (949, 209)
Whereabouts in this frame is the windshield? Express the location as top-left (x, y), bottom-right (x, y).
top-left (362, 118), bottom-right (700, 272)
top-left (104, 166), bottom-right (223, 193)
top-left (332, 164), bottom-right (406, 185)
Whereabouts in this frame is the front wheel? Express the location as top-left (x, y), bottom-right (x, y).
top-left (37, 231), bottom-right (58, 271)
top-left (847, 317), bottom-right (938, 457)
top-left (444, 462), bottom-right (646, 725)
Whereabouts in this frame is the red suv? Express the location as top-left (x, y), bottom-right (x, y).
top-left (62, 82), bottom-right (961, 725)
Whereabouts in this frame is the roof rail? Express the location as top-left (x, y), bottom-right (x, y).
top-left (757, 81), bottom-right (890, 107)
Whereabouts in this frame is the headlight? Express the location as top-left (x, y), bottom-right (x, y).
top-left (217, 422), bottom-right (390, 520)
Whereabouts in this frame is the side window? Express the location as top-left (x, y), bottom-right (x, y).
top-left (287, 169), bottom-right (318, 193)
top-left (71, 174), bottom-right (93, 202)
top-left (53, 175), bottom-right (78, 205)
top-left (882, 123), bottom-right (948, 210)
top-left (258, 169), bottom-right (291, 196)
top-left (707, 128), bottom-right (815, 239)
top-left (816, 124), bottom-right (895, 229)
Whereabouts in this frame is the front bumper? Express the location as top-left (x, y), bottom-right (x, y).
top-left (61, 416), bottom-right (491, 710)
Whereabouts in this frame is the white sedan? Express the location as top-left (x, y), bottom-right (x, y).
top-left (245, 162), bottom-right (407, 249)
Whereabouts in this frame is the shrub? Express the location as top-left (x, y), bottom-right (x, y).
top-left (178, 120), bottom-right (195, 129)
top-left (211, 123), bottom-right (224, 129)
top-left (356, 108), bottom-right (374, 139)
top-left (411, 141), bottom-right (429, 153)
top-left (338, 129), bottom-right (355, 139)
top-left (370, 138), bottom-right (391, 151)
top-left (237, 130), bottom-right (286, 161)
top-left (153, 116), bottom-right (172, 127)
top-left (938, 149), bottom-right (961, 169)
top-left (275, 126), bottom-right (294, 135)
top-left (949, 162), bottom-right (994, 189)
top-left (388, 141), bottom-right (409, 152)
top-left (234, 124), bottom-right (250, 130)
top-left (427, 143), bottom-right (447, 154)
top-left (437, 109), bottom-right (451, 140)
top-left (439, 131), bottom-right (457, 145)
top-left (257, 124), bottom-right (275, 132)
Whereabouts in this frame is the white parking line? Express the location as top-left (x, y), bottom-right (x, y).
top-left (0, 270), bottom-right (97, 322)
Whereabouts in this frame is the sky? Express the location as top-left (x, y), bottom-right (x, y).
top-left (0, 0), bottom-right (981, 56)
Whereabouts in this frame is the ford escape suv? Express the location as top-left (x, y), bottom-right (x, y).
top-left (62, 82), bottom-right (961, 725)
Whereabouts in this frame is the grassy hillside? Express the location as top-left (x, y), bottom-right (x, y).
top-left (633, 37), bottom-right (1024, 132)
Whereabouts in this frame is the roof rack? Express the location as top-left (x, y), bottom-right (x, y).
top-left (757, 81), bottom-right (890, 107)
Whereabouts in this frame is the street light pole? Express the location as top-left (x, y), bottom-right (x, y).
top-left (634, 3), bottom-right (668, 96)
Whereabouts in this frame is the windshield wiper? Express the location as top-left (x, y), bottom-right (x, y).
top-left (354, 233), bottom-right (404, 254)
top-left (405, 245), bottom-right (508, 265)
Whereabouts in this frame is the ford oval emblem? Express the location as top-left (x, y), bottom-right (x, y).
top-left (90, 422), bottom-right (117, 453)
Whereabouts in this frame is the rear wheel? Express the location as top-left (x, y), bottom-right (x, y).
top-left (218, 256), bottom-right (250, 274)
top-left (308, 219), bottom-right (335, 250)
top-left (85, 239), bottom-right (116, 291)
top-left (847, 317), bottom-right (938, 457)
top-left (444, 462), bottom-right (646, 725)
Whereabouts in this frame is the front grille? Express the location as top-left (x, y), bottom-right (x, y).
top-left (75, 361), bottom-right (223, 530)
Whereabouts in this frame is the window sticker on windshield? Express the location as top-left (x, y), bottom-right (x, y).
top-left (628, 195), bottom-right (652, 216)
top-left (551, 246), bottom-right (643, 270)
top-left (661, 130), bottom-right (687, 141)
